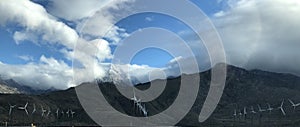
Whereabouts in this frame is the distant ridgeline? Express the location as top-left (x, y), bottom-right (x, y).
top-left (0, 76), bottom-right (57, 94)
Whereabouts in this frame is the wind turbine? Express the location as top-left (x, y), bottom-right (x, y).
top-left (66, 109), bottom-right (70, 118)
top-left (257, 104), bottom-right (266, 112)
top-left (131, 90), bottom-right (141, 104)
top-left (70, 110), bottom-right (75, 118)
top-left (288, 99), bottom-right (300, 110)
top-left (55, 108), bottom-right (59, 118)
top-left (61, 110), bottom-right (65, 117)
top-left (32, 104), bottom-right (36, 115)
top-left (141, 103), bottom-right (148, 117)
top-left (250, 106), bottom-right (256, 114)
top-left (266, 103), bottom-right (273, 113)
top-left (47, 107), bottom-right (51, 117)
top-left (8, 103), bottom-right (16, 116)
top-left (130, 89), bottom-right (141, 113)
top-left (243, 107), bottom-right (247, 115)
top-left (233, 109), bottom-right (237, 117)
top-left (41, 106), bottom-right (47, 117)
top-left (136, 102), bottom-right (148, 117)
top-left (238, 110), bottom-right (242, 116)
top-left (18, 102), bottom-right (29, 115)
top-left (277, 100), bottom-right (286, 116)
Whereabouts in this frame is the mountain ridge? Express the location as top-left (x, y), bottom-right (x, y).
top-left (0, 77), bottom-right (58, 94)
top-left (0, 64), bottom-right (300, 126)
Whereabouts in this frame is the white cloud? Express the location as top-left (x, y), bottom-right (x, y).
top-left (108, 64), bottom-right (158, 85)
top-left (169, 56), bottom-right (183, 65)
top-left (60, 38), bottom-right (113, 86)
top-left (0, 56), bottom-right (73, 90)
top-left (46, 0), bottom-right (134, 21)
top-left (0, 0), bottom-right (78, 49)
top-left (213, 0), bottom-right (300, 75)
top-left (106, 55), bottom-right (206, 85)
top-left (47, 0), bottom-right (111, 21)
top-left (0, 0), bottom-right (124, 89)
top-left (46, 0), bottom-right (133, 45)
top-left (145, 17), bottom-right (153, 22)
top-left (17, 55), bottom-right (34, 62)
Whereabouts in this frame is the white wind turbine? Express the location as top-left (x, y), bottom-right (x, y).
top-left (288, 99), bottom-right (300, 110)
top-left (55, 108), bottom-right (59, 118)
top-left (18, 102), bottom-right (29, 115)
top-left (266, 103), bottom-right (274, 113)
top-left (277, 100), bottom-right (286, 116)
top-left (257, 104), bottom-right (266, 112)
top-left (61, 110), bottom-right (65, 117)
top-left (136, 102), bottom-right (148, 117)
top-left (8, 103), bottom-right (16, 116)
top-left (243, 107), bottom-right (247, 115)
top-left (47, 107), bottom-right (51, 117)
top-left (130, 89), bottom-right (141, 113)
top-left (32, 104), bottom-right (36, 115)
top-left (250, 106), bottom-right (256, 114)
top-left (141, 103), bottom-right (148, 117)
top-left (71, 110), bottom-right (75, 118)
top-left (41, 106), bottom-right (47, 117)
top-left (66, 109), bottom-right (70, 118)
top-left (238, 109), bottom-right (242, 116)
top-left (233, 109), bottom-right (237, 117)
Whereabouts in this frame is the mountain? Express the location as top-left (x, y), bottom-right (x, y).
top-left (0, 77), bottom-right (58, 94)
top-left (0, 64), bottom-right (300, 126)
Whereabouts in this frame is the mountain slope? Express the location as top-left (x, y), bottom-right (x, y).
top-left (0, 64), bottom-right (300, 126)
top-left (0, 77), bottom-right (57, 94)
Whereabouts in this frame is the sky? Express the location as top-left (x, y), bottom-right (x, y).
top-left (0, 0), bottom-right (300, 89)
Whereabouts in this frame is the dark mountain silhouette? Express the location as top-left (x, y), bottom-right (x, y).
top-left (0, 64), bottom-right (300, 126)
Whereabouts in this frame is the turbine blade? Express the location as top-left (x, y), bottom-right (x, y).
top-left (281, 100), bottom-right (284, 107)
top-left (281, 108), bottom-right (286, 116)
top-left (9, 108), bottom-right (12, 115)
top-left (25, 109), bottom-right (28, 115)
top-left (25, 102), bottom-right (28, 108)
top-left (288, 99), bottom-right (295, 105)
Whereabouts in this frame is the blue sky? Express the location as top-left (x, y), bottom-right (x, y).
top-left (0, 0), bottom-right (222, 68)
top-left (1, 0), bottom-right (299, 89)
